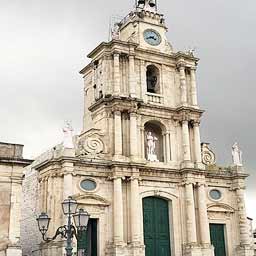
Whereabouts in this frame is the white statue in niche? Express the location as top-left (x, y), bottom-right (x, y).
top-left (63, 120), bottom-right (74, 149)
top-left (232, 142), bottom-right (243, 166)
top-left (146, 131), bottom-right (159, 162)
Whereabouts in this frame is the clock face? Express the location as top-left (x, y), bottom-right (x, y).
top-left (143, 29), bottom-right (161, 46)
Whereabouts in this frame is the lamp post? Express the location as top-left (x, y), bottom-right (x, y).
top-left (37, 196), bottom-right (90, 256)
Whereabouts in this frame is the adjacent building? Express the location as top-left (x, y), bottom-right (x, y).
top-left (0, 142), bottom-right (32, 256)
top-left (21, 1), bottom-right (255, 256)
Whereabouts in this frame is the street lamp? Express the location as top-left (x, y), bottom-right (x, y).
top-left (36, 196), bottom-right (90, 256)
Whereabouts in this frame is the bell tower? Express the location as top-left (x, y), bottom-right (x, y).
top-left (79, 0), bottom-right (203, 169)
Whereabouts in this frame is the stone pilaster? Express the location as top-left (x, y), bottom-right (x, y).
top-left (164, 132), bottom-right (171, 162)
top-left (129, 54), bottom-right (136, 98)
top-left (140, 126), bottom-right (145, 160)
top-left (181, 120), bottom-right (191, 163)
top-left (113, 176), bottom-right (124, 245)
top-left (190, 67), bottom-right (198, 107)
top-left (129, 112), bottom-right (138, 161)
top-left (114, 110), bottom-right (123, 160)
top-left (140, 60), bottom-right (147, 101)
top-left (237, 188), bottom-right (250, 245)
top-left (178, 64), bottom-right (188, 106)
top-left (113, 53), bottom-right (121, 96)
top-left (130, 176), bottom-right (140, 243)
top-left (197, 183), bottom-right (211, 245)
top-left (192, 120), bottom-right (204, 169)
top-left (185, 182), bottom-right (197, 244)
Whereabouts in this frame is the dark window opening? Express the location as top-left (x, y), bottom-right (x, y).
top-left (146, 65), bottom-right (159, 93)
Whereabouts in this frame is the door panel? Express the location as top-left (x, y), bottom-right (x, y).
top-left (143, 197), bottom-right (171, 256)
top-left (210, 224), bottom-right (227, 256)
top-left (77, 219), bottom-right (98, 256)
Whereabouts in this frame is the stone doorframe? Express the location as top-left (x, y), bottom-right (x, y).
top-left (140, 190), bottom-right (182, 256)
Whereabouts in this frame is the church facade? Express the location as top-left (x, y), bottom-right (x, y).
top-left (21, 1), bottom-right (254, 256)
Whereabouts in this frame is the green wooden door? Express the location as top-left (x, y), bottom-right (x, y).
top-left (210, 224), bottom-right (227, 256)
top-left (143, 197), bottom-right (171, 256)
top-left (77, 219), bottom-right (97, 256)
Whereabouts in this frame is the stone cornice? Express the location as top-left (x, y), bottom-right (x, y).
top-left (0, 157), bottom-right (33, 166)
top-left (80, 39), bottom-right (200, 75)
top-left (88, 95), bottom-right (204, 119)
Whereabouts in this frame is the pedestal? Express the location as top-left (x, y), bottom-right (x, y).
top-left (6, 247), bottom-right (22, 256)
top-left (237, 245), bottom-right (255, 256)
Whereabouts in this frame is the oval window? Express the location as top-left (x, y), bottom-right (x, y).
top-left (209, 189), bottom-right (222, 200)
top-left (80, 179), bottom-right (97, 191)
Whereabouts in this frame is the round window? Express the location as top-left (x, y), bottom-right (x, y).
top-left (209, 189), bottom-right (222, 200)
top-left (80, 179), bottom-right (97, 191)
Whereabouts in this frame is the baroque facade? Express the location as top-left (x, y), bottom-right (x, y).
top-left (21, 1), bottom-right (254, 256)
top-left (0, 142), bottom-right (32, 256)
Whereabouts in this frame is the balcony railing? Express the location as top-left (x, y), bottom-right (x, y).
top-left (146, 92), bottom-right (164, 104)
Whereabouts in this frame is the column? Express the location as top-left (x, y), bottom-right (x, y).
top-left (130, 112), bottom-right (138, 160)
top-left (182, 120), bottom-right (191, 161)
top-left (165, 132), bottom-right (171, 162)
top-left (130, 176), bottom-right (140, 243)
top-left (113, 177), bottom-right (124, 244)
top-left (63, 173), bottom-right (73, 199)
top-left (113, 53), bottom-right (121, 95)
top-left (185, 182), bottom-right (197, 243)
top-left (179, 65), bottom-right (187, 106)
top-left (140, 127), bottom-right (145, 159)
top-left (114, 110), bottom-right (122, 158)
top-left (236, 188), bottom-right (251, 245)
top-left (129, 54), bottom-right (136, 97)
top-left (190, 67), bottom-right (198, 107)
top-left (140, 60), bottom-right (147, 101)
top-left (198, 183), bottom-right (211, 244)
top-left (193, 121), bottom-right (202, 163)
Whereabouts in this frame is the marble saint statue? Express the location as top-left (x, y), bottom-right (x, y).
top-left (232, 142), bottom-right (243, 166)
top-left (146, 131), bottom-right (159, 162)
top-left (63, 121), bottom-right (74, 149)
top-left (111, 23), bottom-right (120, 40)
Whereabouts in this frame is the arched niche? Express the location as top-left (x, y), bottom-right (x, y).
top-left (144, 121), bottom-right (164, 162)
top-left (146, 65), bottom-right (160, 94)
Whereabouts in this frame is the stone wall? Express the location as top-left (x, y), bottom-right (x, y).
top-left (0, 142), bottom-right (32, 256)
top-left (0, 142), bottom-right (23, 159)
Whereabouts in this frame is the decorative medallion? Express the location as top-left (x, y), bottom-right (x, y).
top-left (201, 143), bottom-right (216, 166)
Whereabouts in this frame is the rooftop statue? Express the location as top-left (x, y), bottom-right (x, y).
top-left (62, 120), bottom-right (74, 149)
top-left (232, 142), bottom-right (243, 166)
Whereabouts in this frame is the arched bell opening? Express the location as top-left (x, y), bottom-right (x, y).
top-left (144, 121), bottom-right (164, 162)
top-left (146, 65), bottom-right (160, 94)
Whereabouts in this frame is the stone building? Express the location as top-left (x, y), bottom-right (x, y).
top-left (21, 1), bottom-right (254, 256)
top-left (0, 142), bottom-right (32, 256)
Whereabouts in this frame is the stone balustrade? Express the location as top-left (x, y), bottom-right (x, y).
top-left (146, 92), bottom-right (164, 104)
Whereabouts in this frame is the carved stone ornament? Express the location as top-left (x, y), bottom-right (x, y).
top-left (76, 129), bottom-right (105, 158)
top-left (201, 143), bottom-right (216, 166)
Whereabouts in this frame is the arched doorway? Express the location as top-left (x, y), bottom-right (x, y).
top-left (143, 197), bottom-right (171, 256)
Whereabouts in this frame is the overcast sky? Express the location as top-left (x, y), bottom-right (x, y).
top-left (0, 0), bottom-right (255, 225)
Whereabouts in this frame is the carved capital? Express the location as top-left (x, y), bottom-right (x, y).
top-left (176, 60), bottom-right (186, 70)
top-left (190, 66), bottom-right (197, 71)
top-left (113, 51), bottom-right (120, 58)
top-left (191, 119), bottom-right (200, 127)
